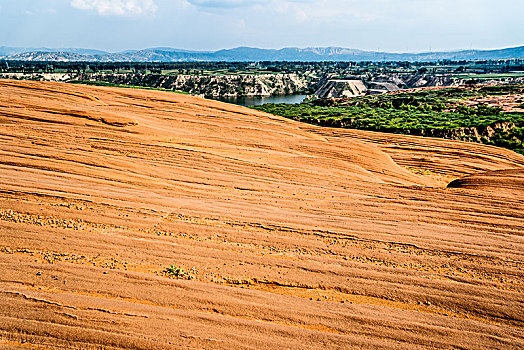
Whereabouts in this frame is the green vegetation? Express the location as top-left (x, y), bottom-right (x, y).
top-left (164, 265), bottom-right (197, 279)
top-left (252, 85), bottom-right (524, 155)
top-left (71, 80), bottom-right (188, 94)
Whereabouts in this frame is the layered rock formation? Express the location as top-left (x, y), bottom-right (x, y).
top-left (83, 72), bottom-right (308, 98)
top-left (314, 79), bottom-right (368, 98)
top-left (0, 80), bottom-right (523, 349)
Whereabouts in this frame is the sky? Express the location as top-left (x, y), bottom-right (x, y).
top-left (0, 0), bottom-right (523, 53)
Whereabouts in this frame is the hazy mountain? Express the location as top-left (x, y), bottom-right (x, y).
top-left (1, 46), bottom-right (523, 62)
top-left (0, 46), bottom-right (108, 57)
top-left (4, 51), bottom-right (97, 62)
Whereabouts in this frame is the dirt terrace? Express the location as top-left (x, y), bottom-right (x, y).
top-left (0, 80), bottom-right (523, 349)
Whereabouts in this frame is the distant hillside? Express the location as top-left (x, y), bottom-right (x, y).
top-left (0, 46), bottom-right (108, 57)
top-left (4, 51), bottom-right (102, 62)
top-left (1, 45), bottom-right (523, 62)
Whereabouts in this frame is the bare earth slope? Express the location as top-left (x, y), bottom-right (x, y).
top-left (0, 80), bottom-right (523, 349)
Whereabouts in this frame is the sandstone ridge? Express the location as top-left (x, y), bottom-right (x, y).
top-left (0, 80), bottom-right (523, 349)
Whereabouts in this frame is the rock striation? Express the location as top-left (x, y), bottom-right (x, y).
top-left (0, 80), bottom-right (523, 349)
top-left (314, 79), bottom-right (368, 98)
top-left (84, 72), bottom-right (308, 98)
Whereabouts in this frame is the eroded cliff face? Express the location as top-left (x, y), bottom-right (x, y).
top-left (398, 74), bottom-right (524, 89)
top-left (314, 79), bottom-right (368, 98)
top-left (313, 74), bottom-right (458, 99)
top-left (0, 72), bottom-right (76, 82)
top-left (398, 121), bottom-right (519, 144)
top-left (82, 73), bottom-right (308, 97)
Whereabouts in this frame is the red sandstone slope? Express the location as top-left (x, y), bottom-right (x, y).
top-left (0, 80), bottom-right (523, 349)
top-left (448, 168), bottom-right (524, 192)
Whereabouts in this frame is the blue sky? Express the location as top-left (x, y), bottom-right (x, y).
top-left (0, 0), bottom-right (522, 52)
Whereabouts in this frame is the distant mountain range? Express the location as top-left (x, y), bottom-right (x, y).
top-left (0, 46), bottom-right (108, 57)
top-left (1, 45), bottom-right (523, 62)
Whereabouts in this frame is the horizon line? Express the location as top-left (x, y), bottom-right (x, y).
top-left (1, 44), bottom-right (523, 56)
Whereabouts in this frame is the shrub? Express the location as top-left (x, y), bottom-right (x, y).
top-left (164, 265), bottom-right (198, 279)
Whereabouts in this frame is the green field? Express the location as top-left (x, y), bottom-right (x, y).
top-left (452, 73), bottom-right (524, 80)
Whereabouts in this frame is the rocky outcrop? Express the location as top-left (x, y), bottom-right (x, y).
top-left (403, 74), bottom-right (457, 88)
top-left (366, 81), bottom-right (400, 95)
top-left (0, 72), bottom-right (308, 98)
top-left (0, 72), bottom-right (77, 82)
top-left (82, 73), bottom-right (308, 98)
top-left (314, 79), bottom-right (367, 98)
top-left (313, 74), bottom-right (456, 99)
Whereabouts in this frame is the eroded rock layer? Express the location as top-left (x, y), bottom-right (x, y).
top-left (0, 80), bottom-right (523, 349)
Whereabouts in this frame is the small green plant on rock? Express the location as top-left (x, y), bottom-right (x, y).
top-left (164, 265), bottom-right (198, 279)
top-left (165, 265), bottom-right (184, 277)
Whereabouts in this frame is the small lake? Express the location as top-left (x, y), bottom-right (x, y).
top-left (217, 94), bottom-right (307, 106)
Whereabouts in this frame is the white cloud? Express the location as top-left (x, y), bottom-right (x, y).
top-left (70, 0), bottom-right (158, 16)
top-left (186, 0), bottom-right (264, 8)
top-left (184, 0), bottom-right (376, 23)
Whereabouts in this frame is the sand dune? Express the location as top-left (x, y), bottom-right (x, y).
top-left (0, 80), bottom-right (523, 349)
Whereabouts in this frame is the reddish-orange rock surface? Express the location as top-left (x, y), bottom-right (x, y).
top-left (0, 80), bottom-right (523, 349)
